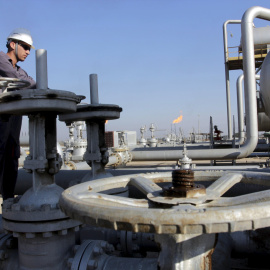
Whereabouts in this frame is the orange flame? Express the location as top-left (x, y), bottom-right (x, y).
top-left (172, 114), bottom-right (183, 124)
top-left (105, 120), bottom-right (108, 124)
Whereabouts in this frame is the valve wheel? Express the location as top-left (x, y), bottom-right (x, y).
top-left (60, 171), bottom-right (270, 234)
top-left (0, 77), bottom-right (31, 92)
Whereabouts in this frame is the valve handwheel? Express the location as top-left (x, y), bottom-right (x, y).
top-left (60, 171), bottom-right (270, 234)
top-left (0, 77), bottom-right (31, 92)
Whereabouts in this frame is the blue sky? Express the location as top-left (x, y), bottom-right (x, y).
top-left (1, 0), bottom-right (270, 140)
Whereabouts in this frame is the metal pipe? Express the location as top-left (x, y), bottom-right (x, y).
top-left (132, 7), bottom-right (270, 161)
top-left (61, 155), bottom-right (119, 171)
top-left (107, 155), bottom-right (119, 166)
top-left (230, 228), bottom-right (270, 256)
top-left (90, 74), bottom-right (99, 104)
top-left (223, 20), bottom-right (242, 140)
top-left (35, 49), bottom-right (48, 89)
top-left (236, 74), bottom-right (245, 144)
top-left (17, 168), bottom-right (270, 195)
top-left (236, 74), bottom-right (260, 145)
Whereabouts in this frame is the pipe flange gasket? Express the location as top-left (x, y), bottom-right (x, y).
top-left (2, 197), bottom-right (66, 222)
top-left (2, 204), bottom-right (66, 222)
top-left (60, 170), bottom-right (270, 235)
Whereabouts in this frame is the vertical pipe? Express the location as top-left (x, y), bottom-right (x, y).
top-left (225, 65), bottom-right (232, 139)
top-left (223, 20), bottom-right (241, 140)
top-left (241, 8), bottom-right (265, 147)
top-left (90, 74), bottom-right (99, 104)
top-left (36, 49), bottom-right (48, 89)
top-left (18, 231), bottom-right (75, 270)
top-left (236, 74), bottom-right (260, 145)
top-left (155, 233), bottom-right (216, 270)
top-left (236, 74), bottom-right (245, 144)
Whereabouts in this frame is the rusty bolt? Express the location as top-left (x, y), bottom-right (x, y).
top-left (163, 169), bottom-right (205, 198)
top-left (172, 169), bottom-right (194, 187)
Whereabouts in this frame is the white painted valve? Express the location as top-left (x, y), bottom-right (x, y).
top-left (60, 170), bottom-right (270, 234)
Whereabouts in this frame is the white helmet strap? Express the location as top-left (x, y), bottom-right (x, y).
top-left (15, 42), bottom-right (19, 61)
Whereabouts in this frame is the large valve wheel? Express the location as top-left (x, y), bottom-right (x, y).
top-left (0, 77), bottom-right (31, 92)
top-left (60, 170), bottom-right (270, 234)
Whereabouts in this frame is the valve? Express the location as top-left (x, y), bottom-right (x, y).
top-left (0, 77), bottom-right (30, 93)
top-left (60, 170), bottom-right (270, 269)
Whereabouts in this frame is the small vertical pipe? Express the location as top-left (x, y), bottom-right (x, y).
top-left (236, 74), bottom-right (245, 145)
top-left (90, 74), bottom-right (99, 104)
top-left (36, 49), bottom-right (48, 89)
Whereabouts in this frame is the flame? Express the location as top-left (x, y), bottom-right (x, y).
top-left (105, 120), bottom-right (108, 124)
top-left (172, 114), bottom-right (183, 124)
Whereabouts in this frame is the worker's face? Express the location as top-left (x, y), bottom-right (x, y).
top-left (10, 41), bottom-right (31, 62)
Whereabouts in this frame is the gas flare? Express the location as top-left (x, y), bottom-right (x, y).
top-left (172, 114), bottom-right (183, 124)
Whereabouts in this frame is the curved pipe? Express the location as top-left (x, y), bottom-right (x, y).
top-left (223, 20), bottom-right (242, 139)
top-left (237, 74), bottom-right (260, 145)
top-left (132, 7), bottom-right (270, 161)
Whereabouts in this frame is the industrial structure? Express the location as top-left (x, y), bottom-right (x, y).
top-left (1, 5), bottom-right (270, 270)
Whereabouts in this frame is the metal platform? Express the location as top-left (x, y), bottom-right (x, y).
top-left (227, 53), bottom-right (267, 70)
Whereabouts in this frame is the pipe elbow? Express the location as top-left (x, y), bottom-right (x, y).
top-left (238, 135), bottom-right (258, 158)
top-left (242, 6), bottom-right (268, 24)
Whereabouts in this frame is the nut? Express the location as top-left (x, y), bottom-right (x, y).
top-left (87, 260), bottom-right (98, 270)
top-left (93, 246), bottom-right (103, 256)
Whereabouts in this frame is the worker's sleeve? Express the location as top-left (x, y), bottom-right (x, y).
top-left (0, 54), bottom-right (36, 89)
top-left (0, 56), bottom-right (18, 78)
top-left (16, 68), bottom-right (36, 89)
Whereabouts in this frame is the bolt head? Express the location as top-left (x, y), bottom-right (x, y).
top-left (67, 258), bottom-right (73, 268)
top-left (42, 232), bottom-right (52, 238)
top-left (25, 233), bottom-right (35, 239)
top-left (93, 246), bottom-right (103, 256)
top-left (87, 260), bottom-right (98, 270)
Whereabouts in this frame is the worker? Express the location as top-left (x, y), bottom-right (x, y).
top-left (214, 125), bottom-right (223, 141)
top-left (0, 28), bottom-right (36, 200)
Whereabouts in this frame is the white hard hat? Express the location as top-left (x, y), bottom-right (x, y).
top-left (7, 28), bottom-right (35, 49)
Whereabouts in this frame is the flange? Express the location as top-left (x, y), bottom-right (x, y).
top-left (58, 104), bottom-right (122, 123)
top-left (0, 89), bottom-right (84, 114)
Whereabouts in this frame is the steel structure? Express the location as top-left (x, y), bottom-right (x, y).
top-left (1, 5), bottom-right (270, 270)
